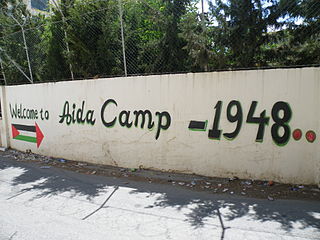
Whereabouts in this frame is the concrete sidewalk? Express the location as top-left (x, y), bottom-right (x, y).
top-left (0, 157), bottom-right (319, 240)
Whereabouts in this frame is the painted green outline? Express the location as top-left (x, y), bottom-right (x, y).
top-left (208, 136), bottom-right (221, 141)
top-left (189, 120), bottom-right (208, 132)
top-left (223, 135), bottom-right (234, 141)
top-left (106, 118), bottom-right (117, 128)
top-left (65, 120), bottom-right (96, 126)
top-left (148, 125), bottom-right (155, 131)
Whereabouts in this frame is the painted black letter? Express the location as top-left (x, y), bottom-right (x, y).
top-left (133, 110), bottom-right (154, 129)
top-left (155, 111), bottom-right (171, 140)
top-left (101, 99), bottom-right (117, 128)
top-left (59, 101), bottom-right (72, 124)
top-left (119, 111), bottom-right (133, 128)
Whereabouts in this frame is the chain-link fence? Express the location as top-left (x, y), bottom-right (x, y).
top-left (0, 0), bottom-right (319, 85)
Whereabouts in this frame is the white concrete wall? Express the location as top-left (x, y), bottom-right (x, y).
top-left (0, 86), bottom-right (9, 148)
top-left (2, 67), bottom-right (320, 184)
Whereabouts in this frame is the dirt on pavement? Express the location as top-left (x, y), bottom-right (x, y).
top-left (1, 149), bottom-right (319, 202)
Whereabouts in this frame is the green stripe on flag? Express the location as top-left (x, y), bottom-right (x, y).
top-left (14, 135), bottom-right (37, 143)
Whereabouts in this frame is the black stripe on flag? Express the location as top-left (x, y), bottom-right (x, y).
top-left (12, 124), bottom-right (36, 132)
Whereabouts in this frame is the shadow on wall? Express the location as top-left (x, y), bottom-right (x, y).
top-left (0, 158), bottom-right (319, 233)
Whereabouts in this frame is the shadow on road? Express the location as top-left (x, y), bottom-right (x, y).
top-left (129, 187), bottom-right (320, 232)
top-left (1, 158), bottom-right (319, 234)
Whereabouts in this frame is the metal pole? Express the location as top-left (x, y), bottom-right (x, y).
top-left (201, 0), bottom-right (205, 27)
top-left (118, 0), bottom-right (127, 77)
top-left (201, 0), bottom-right (208, 72)
top-left (52, 0), bottom-right (75, 80)
top-left (201, 0), bottom-right (204, 16)
top-left (0, 56), bottom-right (7, 85)
top-left (21, 26), bottom-right (33, 83)
top-left (62, 20), bottom-right (75, 80)
top-left (11, 16), bottom-right (34, 83)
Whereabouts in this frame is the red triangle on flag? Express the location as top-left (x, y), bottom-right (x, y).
top-left (12, 125), bottom-right (20, 138)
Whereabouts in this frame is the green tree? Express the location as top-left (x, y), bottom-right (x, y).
top-left (64, 0), bottom-right (122, 78)
top-left (0, 0), bottom-right (42, 84)
top-left (261, 0), bottom-right (320, 66)
top-left (209, 0), bottom-right (283, 68)
top-left (122, 0), bottom-right (162, 74)
top-left (121, 0), bottom-right (192, 74)
top-left (40, 12), bottom-right (71, 81)
top-left (179, 1), bottom-right (214, 71)
top-left (153, 0), bottom-right (190, 73)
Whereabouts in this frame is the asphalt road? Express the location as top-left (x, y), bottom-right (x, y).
top-left (0, 156), bottom-right (319, 240)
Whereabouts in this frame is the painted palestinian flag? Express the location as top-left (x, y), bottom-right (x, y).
top-left (11, 123), bottom-right (44, 148)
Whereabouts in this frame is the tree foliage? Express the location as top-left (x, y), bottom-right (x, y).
top-left (0, 0), bottom-right (319, 84)
top-left (0, 0), bottom-right (44, 84)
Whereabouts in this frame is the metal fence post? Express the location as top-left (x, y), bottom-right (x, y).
top-left (52, 0), bottom-right (75, 80)
top-left (21, 26), bottom-right (33, 83)
top-left (0, 56), bottom-right (7, 85)
top-left (10, 16), bottom-right (34, 84)
top-left (118, 0), bottom-right (127, 77)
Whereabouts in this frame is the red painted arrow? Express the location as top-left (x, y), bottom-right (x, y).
top-left (35, 123), bottom-right (44, 148)
top-left (11, 123), bottom-right (44, 148)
